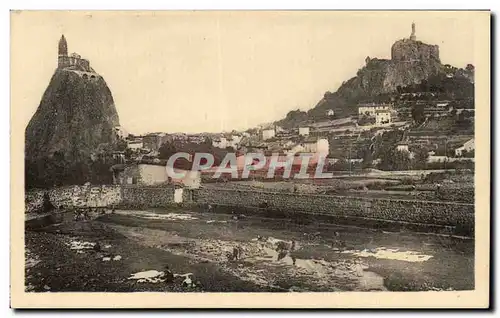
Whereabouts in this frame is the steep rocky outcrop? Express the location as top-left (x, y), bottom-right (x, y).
top-left (307, 38), bottom-right (442, 119)
top-left (25, 69), bottom-right (120, 188)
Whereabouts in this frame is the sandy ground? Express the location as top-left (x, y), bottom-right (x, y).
top-left (25, 207), bottom-right (474, 292)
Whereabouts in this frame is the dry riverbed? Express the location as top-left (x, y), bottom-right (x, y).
top-left (25, 208), bottom-right (474, 292)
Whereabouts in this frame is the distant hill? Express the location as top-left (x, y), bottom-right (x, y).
top-left (276, 26), bottom-right (474, 128)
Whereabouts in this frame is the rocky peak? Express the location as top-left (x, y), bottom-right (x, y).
top-left (25, 67), bottom-right (121, 188)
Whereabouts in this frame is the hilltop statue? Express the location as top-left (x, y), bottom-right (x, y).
top-left (410, 22), bottom-right (416, 41)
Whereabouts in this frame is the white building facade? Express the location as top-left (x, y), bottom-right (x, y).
top-left (358, 103), bottom-right (392, 117)
top-left (375, 110), bottom-right (392, 125)
top-left (455, 139), bottom-right (475, 156)
top-left (262, 128), bottom-right (276, 140)
top-left (298, 127), bottom-right (310, 136)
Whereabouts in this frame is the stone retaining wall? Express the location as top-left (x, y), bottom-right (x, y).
top-left (193, 188), bottom-right (474, 228)
top-left (25, 184), bottom-right (121, 214)
top-left (25, 185), bottom-right (474, 233)
top-left (120, 186), bottom-right (177, 208)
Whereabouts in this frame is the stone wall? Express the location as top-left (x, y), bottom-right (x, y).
top-left (418, 187), bottom-right (475, 203)
top-left (193, 188), bottom-right (474, 228)
top-left (120, 186), bottom-right (177, 208)
top-left (25, 185), bottom-right (474, 232)
top-left (25, 184), bottom-right (121, 214)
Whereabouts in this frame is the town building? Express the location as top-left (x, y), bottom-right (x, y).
top-left (111, 163), bottom-right (201, 188)
top-left (302, 139), bottom-right (317, 153)
top-left (143, 133), bottom-right (169, 152)
top-left (261, 128), bottom-right (276, 141)
top-left (327, 109), bottom-right (335, 117)
top-left (396, 142), bottom-right (409, 152)
top-left (286, 143), bottom-right (305, 155)
top-left (455, 138), bottom-right (475, 156)
top-left (127, 139), bottom-right (144, 150)
top-left (229, 134), bottom-right (242, 149)
top-left (170, 133), bottom-right (188, 142)
top-left (358, 103), bottom-right (392, 117)
top-left (112, 163), bottom-right (167, 185)
top-left (187, 134), bottom-right (208, 144)
top-left (298, 126), bottom-right (310, 136)
top-left (212, 137), bottom-right (228, 149)
top-left (375, 109), bottom-right (392, 125)
top-left (300, 138), bottom-right (329, 154)
top-left (436, 101), bottom-right (450, 108)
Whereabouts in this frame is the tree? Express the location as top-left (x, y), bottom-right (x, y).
top-left (116, 139), bottom-right (128, 151)
top-left (362, 150), bottom-right (373, 169)
top-left (456, 112), bottom-right (472, 130)
top-left (203, 136), bottom-right (213, 146)
top-left (412, 147), bottom-right (429, 170)
top-left (411, 105), bottom-right (426, 125)
top-left (377, 146), bottom-right (412, 171)
top-left (393, 150), bottom-right (411, 171)
top-left (124, 147), bottom-right (133, 159)
top-left (463, 149), bottom-right (475, 158)
top-left (332, 158), bottom-right (349, 171)
top-left (466, 64), bottom-right (475, 72)
top-left (419, 79), bottom-right (429, 92)
top-left (159, 142), bottom-right (177, 160)
top-left (358, 114), bottom-right (375, 126)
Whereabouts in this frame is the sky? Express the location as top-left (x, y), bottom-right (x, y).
top-left (12, 11), bottom-right (478, 134)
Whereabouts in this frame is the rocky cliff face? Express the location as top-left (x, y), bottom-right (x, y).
top-left (25, 69), bottom-right (120, 187)
top-left (391, 39), bottom-right (440, 63)
top-left (340, 56), bottom-right (441, 96)
top-left (307, 39), bottom-right (443, 119)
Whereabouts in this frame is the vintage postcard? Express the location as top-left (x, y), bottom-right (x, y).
top-left (10, 10), bottom-right (490, 308)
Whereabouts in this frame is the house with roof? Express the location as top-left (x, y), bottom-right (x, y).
top-left (261, 128), bottom-right (276, 141)
top-left (111, 162), bottom-right (201, 188)
top-left (455, 138), bottom-right (475, 157)
top-left (375, 109), bottom-right (392, 125)
top-left (396, 142), bottom-right (409, 152)
top-left (299, 126), bottom-right (310, 136)
top-left (358, 103), bottom-right (392, 117)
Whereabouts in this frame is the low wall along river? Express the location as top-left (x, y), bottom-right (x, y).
top-left (25, 185), bottom-right (474, 235)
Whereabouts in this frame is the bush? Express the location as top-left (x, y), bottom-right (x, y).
top-left (366, 181), bottom-right (385, 190)
top-left (400, 177), bottom-right (416, 186)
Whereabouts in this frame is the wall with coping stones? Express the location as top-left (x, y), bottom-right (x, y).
top-left (420, 187), bottom-right (474, 203)
top-left (25, 184), bottom-right (121, 214)
top-left (120, 186), bottom-right (177, 208)
top-left (192, 188), bottom-right (474, 228)
top-left (25, 185), bottom-right (474, 230)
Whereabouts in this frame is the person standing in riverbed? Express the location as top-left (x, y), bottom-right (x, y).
top-left (42, 192), bottom-right (55, 213)
top-left (232, 246), bottom-right (240, 260)
top-left (354, 260), bottom-right (365, 277)
top-left (164, 266), bottom-right (174, 284)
